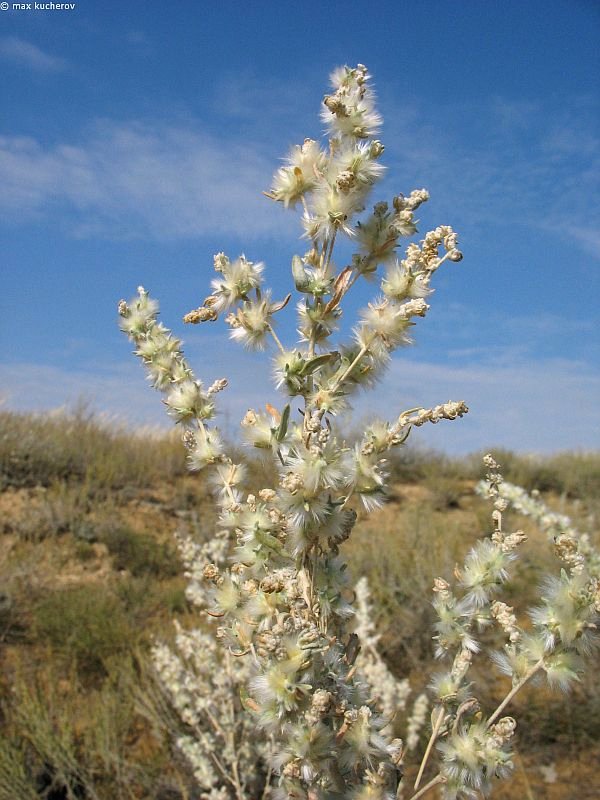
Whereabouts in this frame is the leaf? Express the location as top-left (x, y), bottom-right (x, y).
top-left (345, 633), bottom-right (360, 666)
top-left (325, 266), bottom-right (353, 313)
top-left (276, 404), bottom-right (291, 442)
top-left (254, 528), bottom-right (284, 554)
top-left (300, 353), bottom-right (337, 376)
top-left (270, 293), bottom-right (292, 313)
top-left (292, 255), bottom-right (311, 292)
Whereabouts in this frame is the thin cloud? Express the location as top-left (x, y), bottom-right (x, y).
top-left (560, 225), bottom-right (600, 261)
top-left (126, 31), bottom-right (151, 46)
top-left (0, 36), bottom-right (67, 72)
top-left (0, 121), bottom-right (295, 241)
top-left (1, 348), bottom-right (599, 454)
top-left (382, 95), bottom-right (600, 260)
top-left (370, 355), bottom-right (600, 453)
top-left (0, 88), bottom-right (597, 253)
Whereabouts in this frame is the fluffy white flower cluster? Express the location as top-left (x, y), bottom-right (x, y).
top-left (151, 533), bottom-right (272, 799)
top-left (119, 66), bottom-right (598, 800)
top-left (410, 457), bottom-right (600, 799)
top-left (405, 695), bottom-right (429, 753)
top-left (354, 577), bottom-right (411, 722)
top-left (476, 478), bottom-right (600, 577)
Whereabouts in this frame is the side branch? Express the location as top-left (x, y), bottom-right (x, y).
top-left (398, 401), bottom-right (469, 429)
top-left (486, 658), bottom-right (545, 729)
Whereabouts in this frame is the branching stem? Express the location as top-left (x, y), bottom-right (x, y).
top-left (486, 658), bottom-right (545, 729)
top-left (330, 334), bottom-right (376, 393)
top-left (408, 773), bottom-right (446, 800)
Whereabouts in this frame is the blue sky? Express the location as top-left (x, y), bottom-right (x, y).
top-left (1, 0), bottom-right (599, 453)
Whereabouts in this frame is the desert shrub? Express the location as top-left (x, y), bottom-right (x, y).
top-left (386, 444), bottom-right (441, 483)
top-left (536, 451), bottom-right (600, 499)
top-left (0, 737), bottom-right (39, 800)
top-left (425, 476), bottom-right (463, 511)
top-left (159, 584), bottom-right (190, 616)
top-left (115, 64), bottom-right (599, 800)
top-left (33, 585), bottom-right (133, 678)
top-left (2, 483), bottom-right (87, 542)
top-left (73, 540), bottom-right (97, 562)
top-left (101, 525), bottom-right (179, 578)
top-left (0, 657), bottom-right (195, 800)
top-left (348, 502), bottom-right (480, 669)
top-left (0, 589), bottom-right (27, 645)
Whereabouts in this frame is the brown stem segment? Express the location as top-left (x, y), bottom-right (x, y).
top-left (486, 658), bottom-right (545, 729)
top-left (414, 705), bottom-right (445, 789)
top-left (408, 773), bottom-right (447, 800)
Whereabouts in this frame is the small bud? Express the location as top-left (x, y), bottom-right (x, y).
top-left (203, 563), bottom-right (220, 581)
top-left (183, 306), bottom-right (218, 324)
top-left (369, 140), bottom-right (385, 158)
top-left (241, 409), bottom-right (258, 426)
top-left (207, 378), bottom-right (228, 395)
top-left (213, 252), bottom-right (229, 272)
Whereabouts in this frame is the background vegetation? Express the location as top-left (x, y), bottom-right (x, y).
top-left (1, 408), bottom-right (599, 799)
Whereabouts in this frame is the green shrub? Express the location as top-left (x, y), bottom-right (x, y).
top-left (33, 585), bottom-right (133, 678)
top-left (101, 526), bottom-right (179, 578)
top-left (73, 540), bottom-right (97, 562)
top-left (159, 584), bottom-right (189, 616)
top-left (0, 659), bottom-right (194, 800)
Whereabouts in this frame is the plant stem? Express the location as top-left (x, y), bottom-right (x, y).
top-left (426, 249), bottom-right (452, 275)
top-left (225, 651), bottom-right (246, 800)
top-left (515, 751), bottom-right (536, 800)
top-left (344, 269), bottom-right (361, 294)
top-left (267, 324), bottom-right (286, 354)
top-left (408, 773), bottom-right (446, 800)
top-left (486, 658), bottom-right (544, 729)
top-left (320, 236), bottom-right (330, 271)
top-left (330, 335), bottom-right (375, 393)
top-left (301, 195), bottom-right (310, 219)
top-left (323, 230), bottom-right (337, 272)
top-left (414, 705), bottom-right (445, 789)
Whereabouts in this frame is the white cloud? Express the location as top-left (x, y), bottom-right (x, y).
top-left (0, 36), bottom-right (66, 72)
top-left (382, 95), bottom-right (600, 260)
top-left (0, 121), bottom-right (295, 241)
top-left (1, 348), bottom-right (598, 454)
top-left (0, 85), bottom-right (596, 254)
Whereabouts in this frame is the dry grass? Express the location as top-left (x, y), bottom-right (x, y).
top-left (0, 406), bottom-right (187, 493)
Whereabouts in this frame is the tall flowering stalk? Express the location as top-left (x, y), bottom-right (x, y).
top-left (353, 576), bottom-right (411, 723)
top-left (119, 66), bottom-right (598, 799)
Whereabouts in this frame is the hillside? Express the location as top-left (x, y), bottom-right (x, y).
top-left (1, 409), bottom-right (599, 799)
